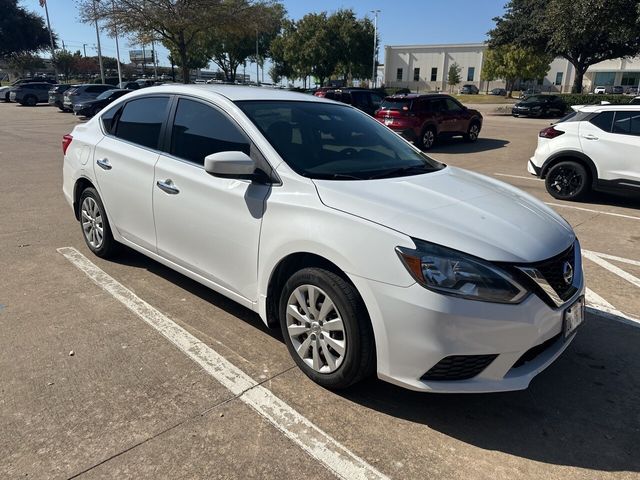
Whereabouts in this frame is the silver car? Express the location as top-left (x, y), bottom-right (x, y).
top-left (63, 84), bottom-right (114, 111)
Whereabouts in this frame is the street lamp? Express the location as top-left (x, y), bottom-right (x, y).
top-left (371, 10), bottom-right (380, 88)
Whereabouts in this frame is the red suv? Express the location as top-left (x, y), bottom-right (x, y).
top-left (375, 94), bottom-right (483, 150)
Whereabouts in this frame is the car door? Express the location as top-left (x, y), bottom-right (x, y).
top-left (153, 97), bottom-right (271, 301)
top-left (607, 111), bottom-right (640, 183)
top-left (429, 98), bottom-right (450, 133)
top-left (93, 95), bottom-right (170, 251)
top-left (443, 97), bottom-right (467, 134)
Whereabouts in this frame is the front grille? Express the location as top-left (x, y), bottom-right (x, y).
top-left (421, 354), bottom-right (498, 381)
top-left (513, 333), bottom-right (561, 369)
top-left (532, 244), bottom-right (577, 302)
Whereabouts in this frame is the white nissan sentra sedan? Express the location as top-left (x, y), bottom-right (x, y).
top-left (62, 85), bottom-right (585, 393)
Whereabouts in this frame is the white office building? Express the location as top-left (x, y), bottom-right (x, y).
top-left (383, 43), bottom-right (640, 93)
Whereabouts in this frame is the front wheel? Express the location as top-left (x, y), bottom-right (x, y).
top-left (545, 161), bottom-right (590, 201)
top-left (464, 122), bottom-right (480, 142)
top-left (24, 95), bottom-right (37, 106)
top-left (279, 268), bottom-right (375, 389)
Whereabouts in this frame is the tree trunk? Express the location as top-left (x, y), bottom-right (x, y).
top-left (573, 66), bottom-right (587, 93)
top-left (178, 35), bottom-right (189, 84)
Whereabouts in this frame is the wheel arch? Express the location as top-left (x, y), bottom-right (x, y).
top-left (73, 176), bottom-right (96, 220)
top-left (540, 150), bottom-right (598, 188)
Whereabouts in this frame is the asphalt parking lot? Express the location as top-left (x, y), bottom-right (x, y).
top-left (1, 101), bottom-right (639, 480)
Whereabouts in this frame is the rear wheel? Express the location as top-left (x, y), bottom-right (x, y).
top-left (545, 161), bottom-right (590, 201)
top-left (79, 187), bottom-right (118, 258)
top-left (279, 267), bottom-right (375, 389)
top-left (23, 95), bottom-right (37, 106)
top-left (418, 127), bottom-right (436, 150)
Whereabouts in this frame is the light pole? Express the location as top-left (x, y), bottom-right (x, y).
top-left (255, 28), bottom-right (260, 85)
top-left (370, 10), bottom-right (380, 88)
top-left (92, 0), bottom-right (105, 84)
top-left (112, 0), bottom-right (122, 85)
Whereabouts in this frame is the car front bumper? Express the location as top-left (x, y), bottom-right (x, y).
top-left (352, 272), bottom-right (585, 393)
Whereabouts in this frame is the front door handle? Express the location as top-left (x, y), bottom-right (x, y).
top-left (156, 179), bottom-right (180, 195)
top-left (96, 158), bottom-right (112, 170)
top-left (582, 134), bottom-right (599, 140)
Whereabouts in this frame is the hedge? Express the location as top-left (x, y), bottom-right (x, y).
top-left (557, 94), bottom-right (634, 105)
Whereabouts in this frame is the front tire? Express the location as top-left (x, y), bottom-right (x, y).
top-left (279, 267), bottom-right (375, 389)
top-left (545, 161), bottom-right (590, 201)
top-left (79, 187), bottom-right (118, 258)
top-left (464, 122), bottom-right (480, 142)
top-left (24, 95), bottom-right (37, 106)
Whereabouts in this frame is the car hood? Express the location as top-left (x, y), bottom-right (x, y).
top-left (312, 166), bottom-right (574, 263)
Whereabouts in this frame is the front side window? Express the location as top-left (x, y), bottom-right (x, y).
top-left (413, 68), bottom-right (420, 82)
top-left (396, 68), bottom-right (403, 81)
top-left (612, 111), bottom-right (640, 136)
top-left (444, 98), bottom-right (463, 112)
top-left (467, 67), bottom-right (475, 82)
top-left (170, 98), bottom-right (250, 165)
top-left (589, 111), bottom-right (614, 132)
top-left (237, 101), bottom-right (443, 180)
top-left (115, 96), bottom-right (169, 149)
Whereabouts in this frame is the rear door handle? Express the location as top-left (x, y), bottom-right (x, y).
top-left (96, 158), bottom-right (112, 170)
top-left (582, 134), bottom-right (599, 140)
top-left (156, 179), bottom-right (180, 195)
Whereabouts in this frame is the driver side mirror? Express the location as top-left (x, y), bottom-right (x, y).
top-left (204, 151), bottom-right (258, 181)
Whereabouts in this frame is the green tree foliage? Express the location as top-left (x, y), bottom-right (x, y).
top-left (447, 63), bottom-right (461, 91)
top-left (0, 0), bottom-right (54, 59)
top-left (204, 1), bottom-right (285, 82)
top-left (330, 10), bottom-right (375, 83)
top-left (482, 46), bottom-right (552, 96)
top-left (489, 0), bottom-right (640, 93)
top-left (53, 50), bottom-right (76, 80)
top-left (7, 53), bottom-right (44, 77)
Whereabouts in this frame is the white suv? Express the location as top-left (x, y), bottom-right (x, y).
top-left (63, 85), bottom-right (584, 393)
top-left (529, 105), bottom-right (640, 200)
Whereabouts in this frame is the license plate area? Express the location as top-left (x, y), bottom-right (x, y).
top-left (563, 296), bottom-right (584, 339)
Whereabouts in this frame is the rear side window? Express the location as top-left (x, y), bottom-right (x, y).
top-left (589, 111), bottom-right (614, 132)
top-left (612, 111), bottom-right (640, 135)
top-left (101, 104), bottom-right (120, 134)
top-left (380, 99), bottom-right (411, 111)
top-left (115, 97), bottom-right (169, 149)
top-left (170, 98), bottom-right (250, 165)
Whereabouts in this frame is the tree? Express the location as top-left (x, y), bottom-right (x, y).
top-left (0, 0), bottom-right (54, 59)
top-left (447, 63), bottom-right (461, 92)
top-left (295, 13), bottom-right (338, 87)
top-left (330, 9), bottom-right (375, 83)
top-left (54, 50), bottom-right (76, 80)
top-left (79, 0), bottom-right (254, 83)
top-left (489, 0), bottom-right (640, 93)
top-left (482, 46), bottom-right (552, 96)
top-left (7, 53), bottom-right (45, 77)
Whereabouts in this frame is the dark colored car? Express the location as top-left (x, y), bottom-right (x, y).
top-left (73, 89), bottom-right (131, 117)
top-left (374, 94), bottom-right (483, 150)
top-left (612, 85), bottom-right (624, 94)
top-left (459, 84), bottom-right (479, 94)
top-left (1, 77), bottom-right (57, 102)
top-left (625, 86), bottom-right (638, 95)
top-left (118, 81), bottom-right (141, 90)
top-left (630, 97), bottom-right (640, 105)
top-left (324, 88), bottom-right (385, 116)
top-left (512, 95), bottom-right (567, 117)
top-left (63, 84), bottom-right (114, 111)
top-left (489, 88), bottom-right (507, 96)
top-left (312, 86), bottom-right (336, 98)
top-left (49, 84), bottom-right (76, 110)
top-left (519, 88), bottom-right (541, 99)
top-left (8, 82), bottom-right (52, 106)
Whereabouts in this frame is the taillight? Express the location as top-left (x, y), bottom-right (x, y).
top-left (539, 126), bottom-right (565, 139)
top-left (62, 134), bottom-right (73, 155)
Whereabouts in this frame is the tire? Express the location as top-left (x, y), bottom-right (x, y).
top-left (418, 126), bottom-right (437, 151)
top-left (3, 92), bottom-right (9, 102)
top-left (24, 95), bottom-right (37, 106)
top-left (279, 267), bottom-right (375, 389)
top-left (78, 187), bottom-right (119, 258)
top-left (545, 161), bottom-right (590, 201)
top-left (464, 122), bottom-right (480, 142)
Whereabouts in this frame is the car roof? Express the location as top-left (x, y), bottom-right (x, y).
top-left (120, 84), bottom-right (334, 103)
top-left (385, 93), bottom-right (446, 100)
top-left (575, 103), bottom-right (640, 112)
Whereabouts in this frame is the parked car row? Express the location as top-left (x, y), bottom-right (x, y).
top-left (594, 85), bottom-right (638, 95)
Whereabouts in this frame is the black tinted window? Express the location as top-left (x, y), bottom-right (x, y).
top-left (101, 104), bottom-right (120, 134)
top-left (589, 111), bottom-right (614, 132)
top-left (170, 98), bottom-right (250, 165)
top-left (612, 111), bottom-right (640, 135)
top-left (444, 98), bottom-right (463, 112)
top-left (115, 97), bottom-right (169, 149)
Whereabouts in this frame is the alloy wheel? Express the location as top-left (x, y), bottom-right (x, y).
top-left (81, 197), bottom-right (104, 249)
top-left (548, 166), bottom-right (583, 198)
top-left (423, 130), bottom-right (435, 149)
top-left (286, 284), bottom-right (346, 373)
top-left (468, 124), bottom-right (479, 141)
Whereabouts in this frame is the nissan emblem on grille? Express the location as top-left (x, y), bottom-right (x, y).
top-left (563, 261), bottom-right (574, 285)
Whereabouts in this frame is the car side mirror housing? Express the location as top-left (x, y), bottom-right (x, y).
top-left (204, 151), bottom-right (258, 180)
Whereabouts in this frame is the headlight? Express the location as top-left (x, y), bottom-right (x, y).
top-left (396, 240), bottom-right (528, 304)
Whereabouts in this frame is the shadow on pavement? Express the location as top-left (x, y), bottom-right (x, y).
top-left (581, 190), bottom-right (640, 210)
top-left (429, 137), bottom-right (509, 154)
top-left (340, 313), bottom-right (640, 473)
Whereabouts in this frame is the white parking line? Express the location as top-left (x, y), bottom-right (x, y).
top-left (587, 251), bottom-right (640, 268)
top-left (583, 250), bottom-right (640, 289)
top-left (585, 288), bottom-right (640, 327)
top-left (545, 203), bottom-right (640, 221)
top-left (494, 173), bottom-right (543, 182)
top-left (57, 247), bottom-right (389, 480)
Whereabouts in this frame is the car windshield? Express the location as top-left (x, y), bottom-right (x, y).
top-left (97, 89), bottom-right (120, 100)
top-left (378, 98), bottom-right (412, 111)
top-left (237, 100), bottom-right (444, 180)
top-left (522, 95), bottom-right (544, 103)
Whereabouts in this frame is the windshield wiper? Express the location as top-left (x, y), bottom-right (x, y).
top-left (367, 164), bottom-right (433, 180)
top-left (311, 173), bottom-right (365, 181)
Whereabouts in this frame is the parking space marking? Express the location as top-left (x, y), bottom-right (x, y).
top-left (587, 251), bottom-right (640, 268)
top-left (494, 173), bottom-right (543, 182)
top-left (583, 250), bottom-right (640, 289)
top-left (544, 203), bottom-right (640, 221)
top-left (585, 288), bottom-right (640, 327)
top-left (57, 247), bottom-right (389, 480)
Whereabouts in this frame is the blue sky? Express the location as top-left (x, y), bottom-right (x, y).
top-left (23, 0), bottom-right (507, 79)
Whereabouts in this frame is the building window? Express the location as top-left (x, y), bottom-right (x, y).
top-left (555, 72), bottom-right (563, 86)
top-left (467, 67), bottom-right (475, 82)
top-left (413, 68), bottom-right (420, 82)
top-left (431, 67), bottom-right (437, 82)
top-left (621, 72), bottom-right (640, 86)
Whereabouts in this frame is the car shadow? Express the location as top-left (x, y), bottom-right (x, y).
top-left (339, 313), bottom-right (640, 473)
top-left (429, 137), bottom-right (509, 154)
top-left (583, 190), bottom-right (640, 210)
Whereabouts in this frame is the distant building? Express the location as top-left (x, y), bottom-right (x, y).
top-left (383, 43), bottom-right (640, 93)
